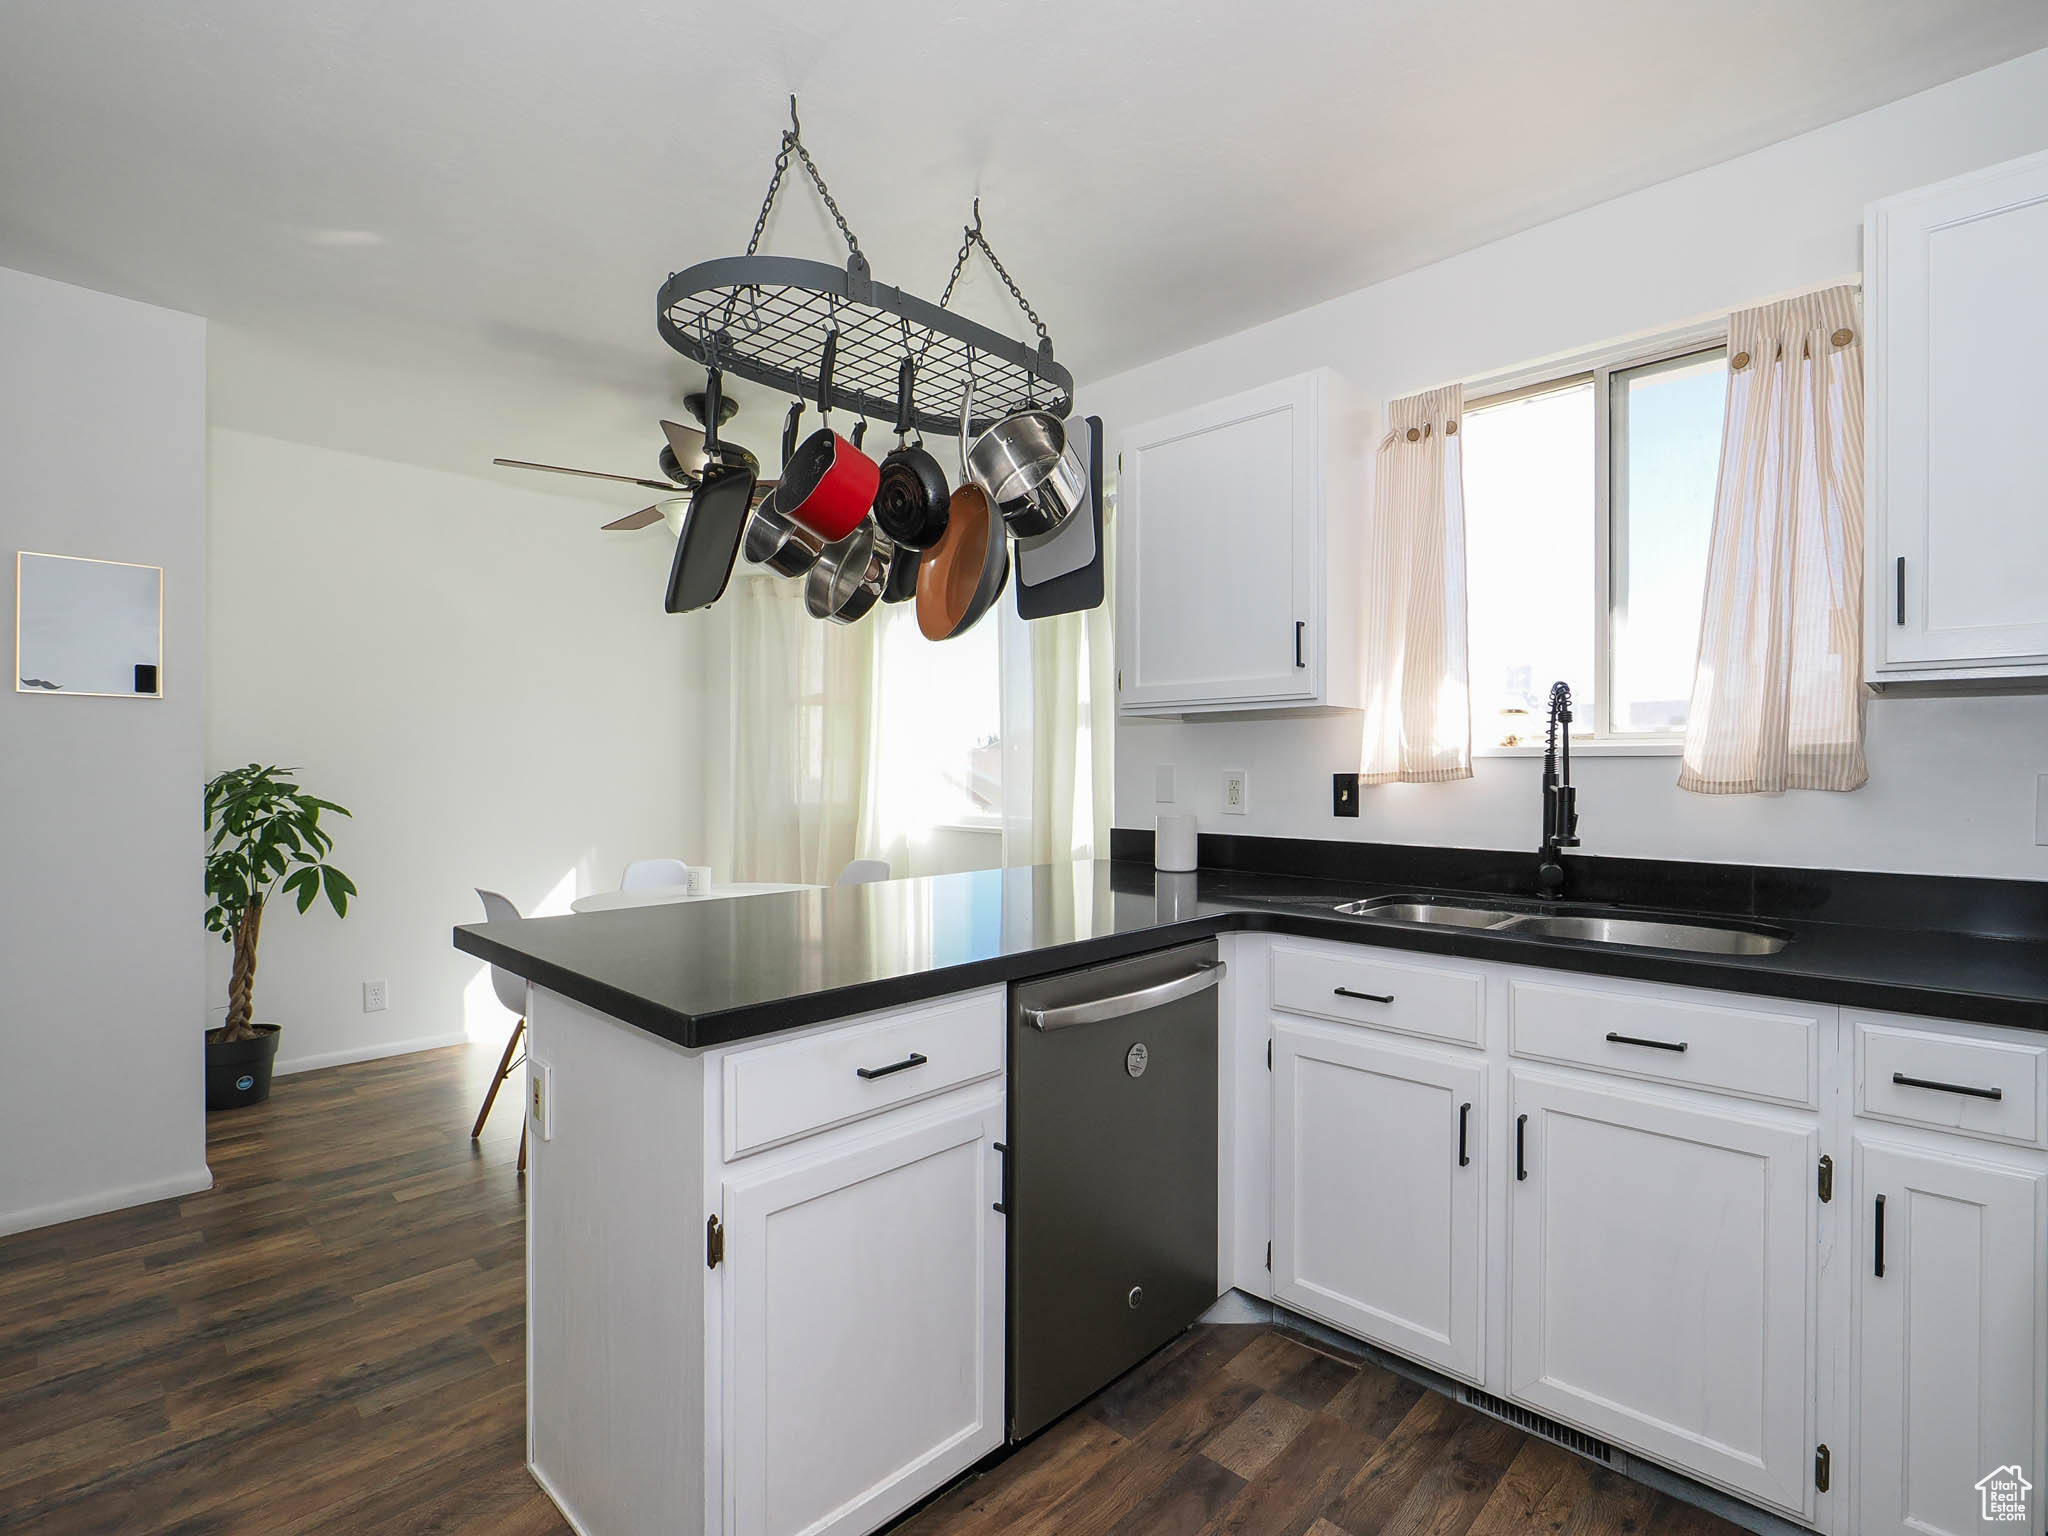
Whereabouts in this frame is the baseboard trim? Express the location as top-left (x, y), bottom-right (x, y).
top-left (274, 1031), bottom-right (470, 1077)
top-left (0, 1165), bottom-right (214, 1239)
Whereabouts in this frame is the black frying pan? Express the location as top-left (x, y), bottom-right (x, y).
top-left (872, 356), bottom-right (951, 550)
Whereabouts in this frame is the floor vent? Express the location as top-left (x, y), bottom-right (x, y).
top-left (1459, 1387), bottom-right (1614, 1465)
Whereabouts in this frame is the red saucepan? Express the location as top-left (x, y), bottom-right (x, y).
top-left (778, 330), bottom-right (880, 544)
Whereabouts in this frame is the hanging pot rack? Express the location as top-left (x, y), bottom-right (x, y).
top-left (655, 98), bottom-right (1073, 440)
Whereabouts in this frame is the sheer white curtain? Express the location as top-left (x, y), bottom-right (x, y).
top-left (1679, 286), bottom-right (1866, 794)
top-left (726, 574), bottom-right (881, 883)
top-left (1361, 385), bottom-right (1472, 784)
top-left (1025, 514), bottom-right (1115, 865)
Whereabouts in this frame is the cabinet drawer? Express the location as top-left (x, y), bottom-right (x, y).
top-left (1269, 942), bottom-right (1484, 1046)
top-left (722, 989), bottom-right (1004, 1160)
top-left (1508, 977), bottom-right (1817, 1107)
top-left (1854, 1015), bottom-right (2048, 1147)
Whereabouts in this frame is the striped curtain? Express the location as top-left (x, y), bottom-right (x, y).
top-left (1679, 286), bottom-right (1867, 794)
top-left (1361, 385), bottom-right (1472, 784)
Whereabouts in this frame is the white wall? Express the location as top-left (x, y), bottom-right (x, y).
top-left (0, 267), bottom-right (211, 1235)
top-left (206, 429), bottom-right (728, 1073)
top-left (1084, 47), bottom-right (2048, 881)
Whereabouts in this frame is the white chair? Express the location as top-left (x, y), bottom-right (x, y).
top-left (472, 889), bottom-right (530, 1175)
top-left (836, 858), bottom-right (891, 886)
top-left (622, 858), bottom-right (691, 891)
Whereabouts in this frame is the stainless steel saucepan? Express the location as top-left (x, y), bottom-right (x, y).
top-left (966, 404), bottom-right (1087, 540)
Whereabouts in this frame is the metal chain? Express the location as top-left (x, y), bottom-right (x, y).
top-left (743, 96), bottom-right (862, 258)
top-left (934, 199), bottom-right (1050, 345)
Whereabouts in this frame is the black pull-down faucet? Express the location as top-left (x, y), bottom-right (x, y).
top-left (1537, 681), bottom-right (1579, 897)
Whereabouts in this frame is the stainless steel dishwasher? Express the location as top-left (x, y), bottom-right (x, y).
top-left (1006, 941), bottom-right (1222, 1440)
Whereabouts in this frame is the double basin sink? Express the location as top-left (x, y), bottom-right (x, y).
top-left (1335, 895), bottom-right (1790, 956)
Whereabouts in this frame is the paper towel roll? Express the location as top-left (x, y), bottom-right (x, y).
top-left (1155, 812), bottom-right (1199, 872)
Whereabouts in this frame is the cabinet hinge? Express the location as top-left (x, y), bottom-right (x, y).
top-left (1817, 1155), bottom-right (1833, 1203)
top-left (1814, 1443), bottom-right (1831, 1493)
top-left (1265, 1241), bottom-right (1272, 1272)
top-left (706, 1214), bottom-right (724, 1270)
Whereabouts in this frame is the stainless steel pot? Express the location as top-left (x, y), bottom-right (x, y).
top-left (967, 409), bottom-right (1086, 539)
top-left (741, 489), bottom-right (823, 577)
top-left (804, 519), bottom-right (886, 624)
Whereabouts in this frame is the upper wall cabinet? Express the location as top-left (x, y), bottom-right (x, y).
top-left (1866, 147), bottom-right (2048, 686)
top-left (1116, 369), bottom-right (1367, 714)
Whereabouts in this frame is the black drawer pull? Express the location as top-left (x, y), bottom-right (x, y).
top-left (1873, 1193), bottom-right (1886, 1278)
top-left (1334, 987), bottom-right (1395, 1004)
top-left (1605, 1031), bottom-right (1688, 1053)
top-left (1892, 1071), bottom-right (2002, 1101)
top-left (1895, 556), bottom-right (1906, 626)
top-left (1515, 1113), bottom-right (1528, 1182)
top-left (856, 1052), bottom-right (928, 1080)
top-left (992, 1141), bottom-right (1010, 1215)
top-left (1457, 1102), bottom-right (1471, 1168)
top-left (1295, 621), bottom-right (1306, 668)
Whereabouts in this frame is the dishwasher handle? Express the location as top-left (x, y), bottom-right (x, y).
top-left (1023, 960), bottom-right (1227, 1032)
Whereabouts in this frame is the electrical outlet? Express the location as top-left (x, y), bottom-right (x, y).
top-left (1221, 769), bottom-right (1248, 816)
top-left (529, 1060), bottom-right (553, 1141)
top-left (1332, 772), bottom-right (1360, 817)
top-left (1155, 764), bottom-right (1175, 803)
top-left (362, 979), bottom-right (388, 1013)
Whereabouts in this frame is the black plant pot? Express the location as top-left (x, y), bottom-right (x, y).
top-left (206, 1024), bottom-right (281, 1110)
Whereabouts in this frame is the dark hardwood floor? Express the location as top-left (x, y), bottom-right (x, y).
top-left (891, 1322), bottom-right (1747, 1536)
top-left (0, 1042), bottom-right (568, 1536)
top-left (2, 1044), bottom-right (1745, 1536)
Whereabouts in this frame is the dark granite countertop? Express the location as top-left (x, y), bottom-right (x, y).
top-left (453, 859), bottom-right (2048, 1049)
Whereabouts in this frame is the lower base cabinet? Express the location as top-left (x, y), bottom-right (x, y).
top-left (1507, 1072), bottom-right (1816, 1517)
top-left (721, 1096), bottom-right (1006, 1536)
top-left (1272, 1022), bottom-right (1486, 1381)
top-left (1853, 1139), bottom-right (2048, 1536)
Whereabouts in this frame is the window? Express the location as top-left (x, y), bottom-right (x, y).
top-left (1462, 334), bottom-right (1727, 749)
top-left (870, 604), bottom-right (1004, 829)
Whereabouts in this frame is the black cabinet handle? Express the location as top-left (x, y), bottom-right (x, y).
top-left (1515, 1114), bottom-right (1529, 1182)
top-left (992, 1141), bottom-right (1010, 1215)
top-left (1334, 987), bottom-right (1395, 1004)
top-left (1892, 1071), bottom-right (2002, 1101)
top-left (1873, 1193), bottom-right (1886, 1278)
top-left (856, 1052), bottom-right (928, 1081)
top-left (1895, 556), bottom-right (1906, 626)
top-left (1295, 621), bottom-right (1306, 668)
top-left (1605, 1031), bottom-right (1688, 1054)
top-left (1457, 1102), bottom-right (1471, 1168)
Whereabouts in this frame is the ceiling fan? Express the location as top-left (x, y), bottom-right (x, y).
top-left (492, 391), bottom-right (776, 532)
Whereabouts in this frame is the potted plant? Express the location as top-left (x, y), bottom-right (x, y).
top-left (203, 763), bottom-right (356, 1109)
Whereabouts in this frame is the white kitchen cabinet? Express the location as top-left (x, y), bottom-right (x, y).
top-left (1866, 146), bottom-right (2048, 685)
top-left (1272, 1021), bottom-right (1486, 1381)
top-left (1115, 369), bottom-right (1366, 713)
top-left (720, 1093), bottom-right (1005, 1536)
top-left (1853, 1139), bottom-right (2047, 1536)
top-left (1507, 1071), bottom-right (1816, 1517)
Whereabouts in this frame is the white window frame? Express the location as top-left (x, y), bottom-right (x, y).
top-left (1463, 319), bottom-right (1727, 757)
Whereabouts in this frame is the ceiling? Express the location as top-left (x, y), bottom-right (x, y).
top-left (5, 0), bottom-right (2046, 487)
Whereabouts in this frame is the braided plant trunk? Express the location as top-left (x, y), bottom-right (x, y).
top-left (220, 899), bottom-right (265, 1042)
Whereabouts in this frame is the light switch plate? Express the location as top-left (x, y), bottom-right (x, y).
top-left (1155, 764), bottom-right (1175, 803)
top-left (1221, 769), bottom-right (1248, 815)
top-left (529, 1060), bottom-right (553, 1141)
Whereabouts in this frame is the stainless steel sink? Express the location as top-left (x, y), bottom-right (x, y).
top-left (1489, 913), bottom-right (1788, 955)
top-left (1335, 894), bottom-right (1788, 955)
top-left (1332, 899), bottom-right (1519, 928)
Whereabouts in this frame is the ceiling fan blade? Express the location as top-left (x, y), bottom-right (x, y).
top-left (602, 505), bottom-right (669, 531)
top-left (660, 419), bottom-right (706, 466)
top-left (493, 457), bottom-right (689, 494)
